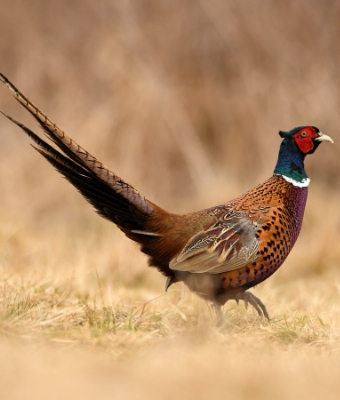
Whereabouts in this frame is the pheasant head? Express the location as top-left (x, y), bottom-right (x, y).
top-left (274, 126), bottom-right (333, 187)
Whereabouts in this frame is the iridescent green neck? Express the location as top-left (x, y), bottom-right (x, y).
top-left (273, 138), bottom-right (310, 187)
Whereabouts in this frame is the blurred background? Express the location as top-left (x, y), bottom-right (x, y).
top-left (1, 2), bottom-right (340, 399)
top-left (0, 0), bottom-right (339, 293)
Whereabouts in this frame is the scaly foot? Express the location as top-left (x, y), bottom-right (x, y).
top-left (236, 291), bottom-right (270, 320)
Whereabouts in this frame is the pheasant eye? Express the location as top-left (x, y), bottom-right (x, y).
top-left (300, 131), bottom-right (307, 137)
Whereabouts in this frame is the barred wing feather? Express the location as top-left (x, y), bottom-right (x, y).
top-left (170, 218), bottom-right (259, 274)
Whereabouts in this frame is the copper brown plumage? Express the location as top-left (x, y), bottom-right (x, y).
top-left (0, 74), bottom-right (333, 321)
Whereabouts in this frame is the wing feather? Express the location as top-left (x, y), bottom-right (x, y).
top-left (170, 215), bottom-right (260, 274)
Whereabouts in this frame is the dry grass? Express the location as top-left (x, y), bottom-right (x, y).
top-left (0, 1), bottom-right (340, 399)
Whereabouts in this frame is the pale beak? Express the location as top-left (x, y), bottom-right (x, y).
top-left (315, 133), bottom-right (334, 144)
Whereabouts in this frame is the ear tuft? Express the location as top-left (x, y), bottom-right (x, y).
top-left (279, 130), bottom-right (289, 138)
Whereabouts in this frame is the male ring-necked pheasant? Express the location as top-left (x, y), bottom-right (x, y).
top-left (0, 73), bottom-right (333, 321)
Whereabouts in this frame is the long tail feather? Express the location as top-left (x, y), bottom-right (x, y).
top-left (1, 110), bottom-right (140, 225)
top-left (0, 74), bottom-right (185, 279)
top-left (0, 73), bottom-right (154, 216)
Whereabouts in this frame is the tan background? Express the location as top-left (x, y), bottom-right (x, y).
top-left (0, 1), bottom-right (340, 399)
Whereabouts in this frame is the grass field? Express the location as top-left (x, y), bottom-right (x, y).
top-left (1, 1), bottom-right (340, 399)
top-left (1, 204), bottom-right (340, 400)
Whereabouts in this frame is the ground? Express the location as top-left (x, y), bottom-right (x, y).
top-left (1, 191), bottom-right (340, 400)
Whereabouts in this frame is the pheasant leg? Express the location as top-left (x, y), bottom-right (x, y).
top-left (236, 291), bottom-right (270, 320)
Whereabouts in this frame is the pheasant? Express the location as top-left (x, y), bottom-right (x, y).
top-left (0, 73), bottom-right (333, 321)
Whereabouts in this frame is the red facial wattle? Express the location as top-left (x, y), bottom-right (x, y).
top-left (293, 127), bottom-right (319, 154)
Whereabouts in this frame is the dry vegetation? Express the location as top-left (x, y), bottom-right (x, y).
top-left (0, 1), bottom-right (340, 399)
